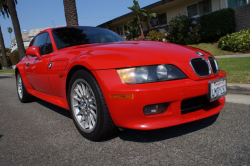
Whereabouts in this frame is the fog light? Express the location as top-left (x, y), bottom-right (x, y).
top-left (143, 103), bottom-right (169, 116)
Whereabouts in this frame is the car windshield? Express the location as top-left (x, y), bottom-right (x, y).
top-left (52, 26), bottom-right (126, 49)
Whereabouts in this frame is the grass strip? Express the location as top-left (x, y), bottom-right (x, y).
top-left (189, 43), bottom-right (235, 56)
top-left (0, 69), bottom-right (15, 74)
top-left (217, 57), bottom-right (250, 83)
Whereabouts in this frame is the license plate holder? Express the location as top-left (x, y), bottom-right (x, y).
top-left (208, 77), bottom-right (227, 102)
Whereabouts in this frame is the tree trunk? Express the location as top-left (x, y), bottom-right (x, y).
top-left (137, 15), bottom-right (144, 37)
top-left (63, 0), bottom-right (79, 26)
top-left (7, 0), bottom-right (24, 60)
top-left (9, 33), bottom-right (11, 47)
top-left (0, 25), bottom-right (8, 68)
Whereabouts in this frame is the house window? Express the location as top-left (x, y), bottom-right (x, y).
top-left (115, 26), bottom-right (128, 36)
top-left (187, 0), bottom-right (212, 17)
top-left (228, 0), bottom-right (247, 8)
top-left (124, 25), bottom-right (129, 36)
top-left (116, 28), bottom-right (120, 35)
top-left (119, 27), bottom-right (124, 36)
top-left (152, 13), bottom-right (167, 26)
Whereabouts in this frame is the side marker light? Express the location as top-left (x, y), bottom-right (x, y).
top-left (111, 94), bottom-right (134, 99)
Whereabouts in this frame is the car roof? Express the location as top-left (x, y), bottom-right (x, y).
top-left (39, 26), bottom-right (96, 34)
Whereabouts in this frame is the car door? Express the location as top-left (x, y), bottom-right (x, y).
top-left (25, 32), bottom-right (54, 94)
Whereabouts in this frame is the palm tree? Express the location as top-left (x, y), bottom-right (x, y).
top-left (141, 10), bottom-right (156, 31)
top-left (7, 0), bottom-right (25, 60)
top-left (63, 0), bottom-right (79, 26)
top-left (128, 0), bottom-right (144, 37)
top-left (128, 0), bottom-right (156, 37)
top-left (127, 18), bottom-right (140, 38)
top-left (7, 26), bottom-right (12, 44)
top-left (0, 0), bottom-right (9, 68)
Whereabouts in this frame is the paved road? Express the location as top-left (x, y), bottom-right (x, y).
top-left (0, 75), bottom-right (249, 165)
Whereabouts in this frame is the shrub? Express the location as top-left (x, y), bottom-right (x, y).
top-left (218, 29), bottom-right (250, 53)
top-left (0, 58), bottom-right (2, 69)
top-left (0, 55), bottom-right (12, 67)
top-left (185, 26), bottom-right (201, 44)
top-left (9, 50), bottom-right (20, 65)
top-left (200, 8), bottom-right (236, 42)
top-left (166, 14), bottom-right (200, 45)
top-left (134, 36), bottom-right (148, 41)
top-left (147, 30), bottom-right (166, 41)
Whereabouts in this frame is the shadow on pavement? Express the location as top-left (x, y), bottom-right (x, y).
top-left (33, 97), bottom-right (219, 143)
top-left (0, 135), bottom-right (3, 140)
top-left (117, 113), bottom-right (220, 143)
top-left (0, 75), bottom-right (14, 79)
top-left (36, 99), bottom-right (71, 119)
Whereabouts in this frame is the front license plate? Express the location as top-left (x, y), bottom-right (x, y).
top-left (209, 77), bottom-right (227, 102)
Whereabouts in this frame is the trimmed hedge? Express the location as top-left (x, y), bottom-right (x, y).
top-left (200, 8), bottom-right (236, 42)
top-left (0, 58), bottom-right (2, 69)
top-left (0, 55), bottom-right (12, 67)
top-left (218, 29), bottom-right (250, 52)
top-left (9, 50), bottom-right (20, 65)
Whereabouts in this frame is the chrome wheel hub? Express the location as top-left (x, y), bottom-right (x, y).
top-left (71, 79), bottom-right (97, 133)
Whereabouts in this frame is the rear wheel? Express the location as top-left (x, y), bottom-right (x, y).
top-left (16, 72), bottom-right (35, 103)
top-left (68, 70), bottom-right (117, 141)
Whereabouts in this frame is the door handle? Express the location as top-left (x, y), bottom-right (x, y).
top-left (26, 63), bottom-right (30, 67)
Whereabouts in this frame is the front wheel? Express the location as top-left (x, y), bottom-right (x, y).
top-left (68, 70), bottom-right (117, 141)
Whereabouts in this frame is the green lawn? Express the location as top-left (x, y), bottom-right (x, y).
top-left (0, 69), bottom-right (15, 74)
top-left (217, 57), bottom-right (250, 84)
top-left (189, 43), bottom-right (235, 56)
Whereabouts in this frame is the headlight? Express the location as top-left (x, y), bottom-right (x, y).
top-left (157, 65), bottom-right (168, 79)
top-left (117, 64), bottom-right (187, 84)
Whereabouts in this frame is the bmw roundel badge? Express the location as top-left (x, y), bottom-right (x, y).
top-left (196, 52), bottom-right (204, 56)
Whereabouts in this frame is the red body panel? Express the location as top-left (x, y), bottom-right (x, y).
top-left (16, 27), bottom-right (226, 130)
top-left (92, 69), bottom-right (226, 129)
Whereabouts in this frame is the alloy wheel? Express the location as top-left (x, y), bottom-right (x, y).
top-left (70, 79), bottom-right (98, 133)
top-left (17, 74), bottom-right (23, 99)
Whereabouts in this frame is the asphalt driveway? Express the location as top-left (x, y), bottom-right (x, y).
top-left (0, 75), bottom-right (249, 165)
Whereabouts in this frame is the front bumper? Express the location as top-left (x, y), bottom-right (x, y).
top-left (92, 69), bottom-right (226, 130)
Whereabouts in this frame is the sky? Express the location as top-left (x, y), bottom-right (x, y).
top-left (1, 0), bottom-right (159, 48)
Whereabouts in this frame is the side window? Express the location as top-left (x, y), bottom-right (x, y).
top-left (44, 35), bottom-right (54, 54)
top-left (32, 33), bottom-right (48, 56)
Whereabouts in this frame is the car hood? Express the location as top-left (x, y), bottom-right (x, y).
top-left (66, 41), bottom-right (213, 70)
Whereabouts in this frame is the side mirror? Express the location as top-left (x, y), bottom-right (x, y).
top-left (26, 46), bottom-right (42, 60)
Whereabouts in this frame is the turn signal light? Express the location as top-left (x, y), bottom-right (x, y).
top-left (111, 94), bottom-right (134, 99)
top-left (143, 103), bottom-right (169, 116)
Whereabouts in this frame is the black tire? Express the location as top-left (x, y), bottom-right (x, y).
top-left (16, 72), bottom-right (35, 103)
top-left (68, 69), bottom-right (117, 141)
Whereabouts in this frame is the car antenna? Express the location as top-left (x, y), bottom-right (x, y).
top-left (52, 20), bottom-right (56, 27)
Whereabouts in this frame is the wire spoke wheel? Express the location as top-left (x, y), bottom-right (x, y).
top-left (68, 70), bottom-right (117, 140)
top-left (70, 79), bottom-right (98, 133)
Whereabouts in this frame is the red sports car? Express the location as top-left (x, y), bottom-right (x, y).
top-left (15, 26), bottom-right (227, 141)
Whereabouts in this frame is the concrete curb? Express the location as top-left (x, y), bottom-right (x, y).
top-left (227, 83), bottom-right (250, 95)
top-left (215, 54), bottom-right (250, 58)
top-left (0, 73), bottom-right (15, 76)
